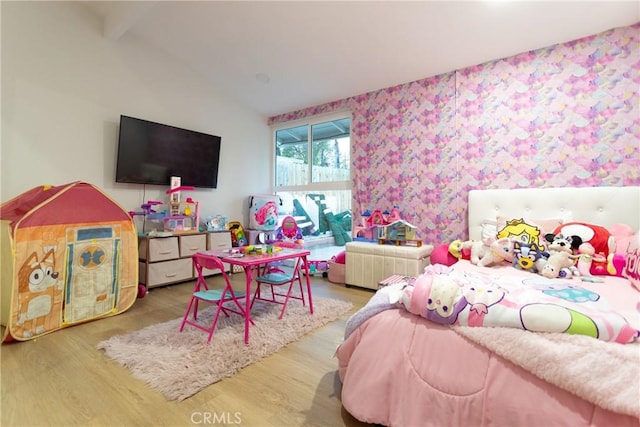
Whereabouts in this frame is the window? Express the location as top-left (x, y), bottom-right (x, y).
top-left (272, 113), bottom-right (352, 240)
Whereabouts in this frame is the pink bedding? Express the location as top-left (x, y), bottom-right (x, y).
top-left (337, 262), bottom-right (640, 426)
top-left (401, 262), bottom-right (637, 342)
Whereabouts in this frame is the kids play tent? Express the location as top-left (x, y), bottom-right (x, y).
top-left (0, 181), bottom-right (138, 342)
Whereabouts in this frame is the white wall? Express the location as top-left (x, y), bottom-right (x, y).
top-left (1, 2), bottom-right (271, 225)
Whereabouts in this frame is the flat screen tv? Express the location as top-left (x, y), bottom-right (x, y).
top-left (115, 115), bottom-right (221, 188)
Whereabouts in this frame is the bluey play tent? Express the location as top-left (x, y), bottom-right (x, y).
top-left (1, 181), bottom-right (138, 342)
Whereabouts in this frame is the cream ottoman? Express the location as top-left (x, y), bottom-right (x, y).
top-left (345, 241), bottom-right (433, 290)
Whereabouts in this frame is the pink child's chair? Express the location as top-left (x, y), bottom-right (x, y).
top-left (252, 215), bottom-right (310, 319)
top-left (180, 254), bottom-right (252, 343)
top-left (252, 257), bottom-right (308, 319)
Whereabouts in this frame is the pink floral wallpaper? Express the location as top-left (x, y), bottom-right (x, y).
top-left (269, 24), bottom-right (640, 244)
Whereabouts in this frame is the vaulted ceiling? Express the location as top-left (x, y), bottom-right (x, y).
top-left (81, 1), bottom-right (639, 117)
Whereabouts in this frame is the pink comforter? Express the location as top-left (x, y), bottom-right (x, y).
top-left (337, 263), bottom-right (640, 427)
top-left (401, 262), bottom-right (638, 342)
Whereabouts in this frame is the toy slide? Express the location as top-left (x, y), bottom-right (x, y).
top-left (324, 210), bottom-right (352, 246)
top-left (307, 194), bottom-right (330, 233)
top-left (292, 199), bottom-right (316, 236)
top-left (307, 193), bottom-right (352, 246)
top-left (334, 210), bottom-right (353, 233)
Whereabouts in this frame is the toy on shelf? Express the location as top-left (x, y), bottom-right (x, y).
top-left (229, 221), bottom-right (248, 247)
top-left (386, 206), bottom-right (402, 223)
top-left (354, 210), bottom-right (380, 241)
top-left (356, 206), bottom-right (421, 246)
top-left (128, 200), bottom-right (163, 219)
top-left (164, 185), bottom-right (199, 232)
top-left (366, 209), bottom-right (387, 227)
top-left (378, 219), bottom-right (422, 247)
top-left (129, 200), bottom-right (167, 234)
top-left (249, 194), bottom-right (281, 231)
top-left (359, 205), bottom-right (402, 228)
top-left (206, 215), bottom-right (228, 232)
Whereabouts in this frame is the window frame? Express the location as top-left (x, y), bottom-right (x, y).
top-left (271, 110), bottom-right (353, 193)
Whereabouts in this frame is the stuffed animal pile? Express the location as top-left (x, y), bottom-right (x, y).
top-left (429, 221), bottom-right (632, 281)
top-left (537, 233), bottom-right (580, 279)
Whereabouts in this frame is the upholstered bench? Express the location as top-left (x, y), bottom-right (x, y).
top-left (345, 241), bottom-right (433, 290)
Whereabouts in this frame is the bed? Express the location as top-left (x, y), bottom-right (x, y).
top-left (336, 186), bottom-right (640, 427)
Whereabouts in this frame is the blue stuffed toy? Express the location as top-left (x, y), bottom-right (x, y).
top-left (512, 241), bottom-right (548, 272)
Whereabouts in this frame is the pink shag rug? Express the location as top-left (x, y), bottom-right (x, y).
top-left (97, 297), bottom-right (352, 401)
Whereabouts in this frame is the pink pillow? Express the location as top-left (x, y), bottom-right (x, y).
top-left (609, 223), bottom-right (636, 255)
top-left (623, 234), bottom-right (640, 291)
top-left (430, 244), bottom-right (458, 266)
top-left (496, 216), bottom-right (563, 247)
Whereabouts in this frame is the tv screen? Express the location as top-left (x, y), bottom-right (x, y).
top-left (115, 115), bottom-right (221, 188)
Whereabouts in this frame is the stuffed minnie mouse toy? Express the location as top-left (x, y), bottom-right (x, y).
top-left (550, 222), bottom-right (624, 276)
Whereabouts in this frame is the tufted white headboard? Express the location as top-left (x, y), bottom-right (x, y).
top-left (468, 186), bottom-right (640, 241)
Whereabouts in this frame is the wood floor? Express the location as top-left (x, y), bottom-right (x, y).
top-left (1, 273), bottom-right (376, 427)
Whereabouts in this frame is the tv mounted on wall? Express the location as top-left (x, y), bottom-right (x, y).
top-left (115, 115), bottom-right (221, 188)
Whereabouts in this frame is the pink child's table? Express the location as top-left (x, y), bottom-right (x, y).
top-left (195, 247), bottom-right (313, 344)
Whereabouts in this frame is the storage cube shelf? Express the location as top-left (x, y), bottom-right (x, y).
top-left (138, 231), bottom-right (232, 288)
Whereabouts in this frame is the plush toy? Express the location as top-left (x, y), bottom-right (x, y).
top-left (576, 243), bottom-right (606, 276)
top-left (541, 233), bottom-right (581, 277)
top-left (551, 222), bottom-right (617, 275)
top-left (431, 240), bottom-right (475, 267)
top-left (544, 233), bottom-right (582, 254)
top-left (469, 237), bottom-right (514, 267)
top-left (601, 224), bottom-right (630, 277)
top-left (512, 241), bottom-right (547, 272)
top-left (610, 253), bottom-right (627, 277)
top-left (449, 240), bottom-right (472, 260)
top-left (449, 240), bottom-right (463, 259)
top-left (623, 233), bottom-right (640, 290)
top-left (574, 241), bottom-right (625, 278)
top-left (540, 251), bottom-right (579, 279)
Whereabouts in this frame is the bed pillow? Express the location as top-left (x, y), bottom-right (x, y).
top-left (623, 234), bottom-right (640, 291)
top-left (481, 219), bottom-right (498, 242)
top-left (552, 222), bottom-right (612, 256)
top-left (554, 222), bottom-right (626, 276)
top-left (609, 223), bottom-right (636, 255)
top-left (496, 216), bottom-right (563, 248)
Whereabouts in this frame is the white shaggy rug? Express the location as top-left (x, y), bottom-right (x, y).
top-left (97, 297), bottom-right (353, 401)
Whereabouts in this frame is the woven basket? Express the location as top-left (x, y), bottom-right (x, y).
top-left (327, 260), bottom-right (345, 284)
